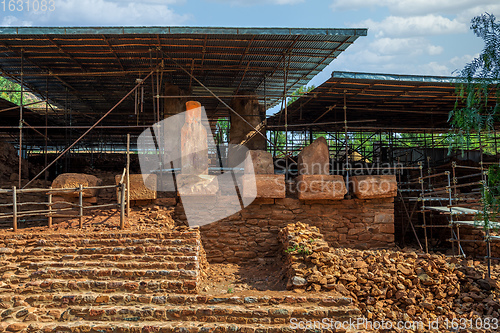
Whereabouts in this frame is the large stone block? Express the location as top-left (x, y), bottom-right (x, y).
top-left (298, 136), bottom-right (330, 175)
top-left (296, 175), bottom-right (346, 200)
top-left (51, 173), bottom-right (102, 198)
top-left (242, 174), bottom-right (285, 199)
top-left (351, 175), bottom-right (397, 199)
top-left (244, 150), bottom-right (274, 174)
top-left (115, 174), bottom-right (157, 201)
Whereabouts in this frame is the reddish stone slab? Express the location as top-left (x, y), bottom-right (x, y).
top-left (298, 136), bottom-right (330, 175)
top-left (242, 174), bottom-right (285, 199)
top-left (244, 150), bottom-right (274, 174)
top-left (351, 175), bottom-right (397, 199)
top-left (296, 175), bottom-right (346, 200)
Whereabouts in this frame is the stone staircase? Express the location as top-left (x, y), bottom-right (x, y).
top-left (0, 229), bottom-right (363, 332)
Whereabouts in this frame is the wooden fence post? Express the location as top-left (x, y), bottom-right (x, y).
top-left (79, 184), bottom-right (83, 229)
top-left (48, 186), bottom-right (52, 228)
top-left (120, 183), bottom-right (125, 230)
top-left (12, 186), bottom-right (17, 232)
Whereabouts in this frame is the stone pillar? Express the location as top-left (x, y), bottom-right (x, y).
top-left (177, 101), bottom-right (218, 196)
top-left (163, 83), bottom-right (186, 117)
top-left (227, 95), bottom-right (266, 169)
top-left (181, 101), bottom-right (209, 175)
top-left (295, 137), bottom-right (346, 200)
top-left (229, 94), bottom-right (266, 150)
top-left (156, 83), bottom-right (187, 192)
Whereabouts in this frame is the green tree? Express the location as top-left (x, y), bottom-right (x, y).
top-left (449, 13), bottom-right (500, 141)
top-left (288, 85), bottom-right (315, 105)
top-left (448, 13), bottom-right (500, 231)
top-left (0, 76), bottom-right (37, 105)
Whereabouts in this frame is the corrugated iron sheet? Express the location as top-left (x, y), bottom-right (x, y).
top-left (0, 26), bottom-right (366, 128)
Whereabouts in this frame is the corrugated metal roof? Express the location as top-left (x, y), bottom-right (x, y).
top-left (0, 26), bottom-right (366, 133)
top-left (267, 71), bottom-right (498, 133)
top-left (0, 26), bottom-right (367, 36)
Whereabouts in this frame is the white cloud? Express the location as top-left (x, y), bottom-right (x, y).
top-left (332, 51), bottom-right (457, 76)
top-left (331, 0), bottom-right (499, 17)
top-left (370, 37), bottom-right (443, 57)
top-left (449, 53), bottom-right (479, 74)
top-left (416, 62), bottom-right (452, 76)
top-left (361, 15), bottom-right (467, 38)
top-left (328, 34), bottom-right (457, 76)
top-left (26, 0), bottom-right (189, 26)
top-left (1, 16), bottom-right (32, 26)
top-left (208, 0), bottom-right (304, 5)
top-left (457, 4), bottom-right (500, 25)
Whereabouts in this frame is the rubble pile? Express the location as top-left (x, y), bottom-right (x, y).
top-left (279, 222), bottom-right (500, 329)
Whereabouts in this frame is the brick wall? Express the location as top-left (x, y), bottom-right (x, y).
top-left (175, 197), bottom-right (395, 264)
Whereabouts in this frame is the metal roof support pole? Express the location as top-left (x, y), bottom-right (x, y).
top-left (344, 90), bottom-right (350, 198)
top-left (23, 68), bottom-right (157, 189)
top-left (64, 88), bottom-right (68, 173)
top-left (126, 134), bottom-right (130, 218)
top-left (44, 77), bottom-right (48, 184)
top-left (284, 56), bottom-right (290, 180)
top-left (264, 75), bottom-right (267, 151)
top-left (479, 131), bottom-right (491, 278)
top-left (264, 75), bottom-right (267, 113)
top-left (419, 162), bottom-right (428, 253)
top-left (18, 49), bottom-right (23, 188)
top-left (150, 49), bottom-right (156, 124)
top-left (156, 64), bottom-right (160, 123)
top-left (134, 82), bottom-right (138, 115)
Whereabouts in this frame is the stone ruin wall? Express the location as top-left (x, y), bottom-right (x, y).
top-left (175, 197), bottom-right (395, 264)
top-left (170, 97), bottom-right (398, 264)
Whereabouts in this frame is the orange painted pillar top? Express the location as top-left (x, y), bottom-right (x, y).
top-left (185, 101), bottom-right (202, 123)
top-left (186, 100), bottom-right (201, 110)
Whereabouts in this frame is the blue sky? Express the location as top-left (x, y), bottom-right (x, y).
top-left (2, 0), bottom-right (499, 89)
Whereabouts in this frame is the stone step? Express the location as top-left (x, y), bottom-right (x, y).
top-left (16, 246), bottom-right (199, 257)
top-left (11, 278), bottom-right (198, 294)
top-left (1, 295), bottom-right (362, 332)
top-left (61, 303), bottom-right (359, 323)
top-left (28, 321), bottom-right (364, 333)
top-left (11, 254), bottom-right (199, 264)
top-left (2, 293), bottom-right (354, 309)
top-left (1, 237), bottom-right (199, 248)
top-left (27, 268), bottom-right (198, 280)
top-left (0, 231), bottom-right (199, 243)
top-left (23, 260), bottom-right (197, 271)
